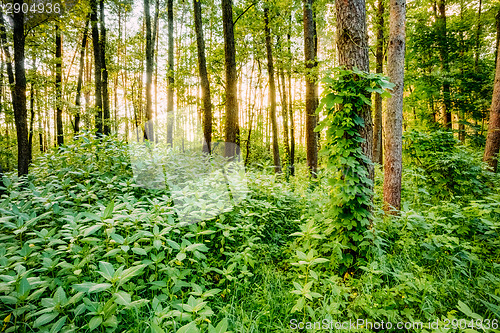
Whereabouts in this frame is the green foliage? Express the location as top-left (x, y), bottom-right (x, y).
top-left (314, 67), bottom-right (393, 270)
top-left (403, 130), bottom-right (496, 200)
top-left (0, 133), bottom-right (302, 332)
top-left (0, 133), bottom-right (499, 332)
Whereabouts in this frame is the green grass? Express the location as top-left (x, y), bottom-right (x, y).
top-left (0, 132), bottom-right (499, 332)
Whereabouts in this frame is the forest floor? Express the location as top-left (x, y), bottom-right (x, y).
top-left (0, 132), bottom-right (499, 332)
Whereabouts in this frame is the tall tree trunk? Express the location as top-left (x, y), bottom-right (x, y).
top-left (288, 22), bottom-right (295, 176)
top-left (373, 0), bottom-right (384, 164)
top-left (222, 0), bottom-right (239, 157)
top-left (55, 25), bottom-right (64, 146)
top-left (12, 4), bottom-right (29, 176)
top-left (194, 0), bottom-right (212, 154)
top-left (437, 0), bottom-right (451, 128)
top-left (153, 0), bottom-right (159, 142)
top-left (496, 9), bottom-right (500, 68)
top-left (75, 18), bottom-right (89, 134)
top-left (483, 13), bottom-right (500, 172)
top-left (91, 0), bottom-right (103, 135)
top-left (383, 0), bottom-right (405, 212)
top-left (0, 15), bottom-right (15, 104)
top-left (84, 35), bottom-right (91, 128)
top-left (304, 0), bottom-right (318, 177)
top-left (264, 6), bottom-right (282, 173)
top-left (474, 0), bottom-right (482, 71)
top-left (280, 67), bottom-right (290, 173)
top-left (167, 0), bottom-right (174, 146)
top-left (100, 0), bottom-right (110, 135)
top-left (38, 94), bottom-right (43, 152)
top-left (336, 0), bottom-right (373, 179)
top-left (144, 0), bottom-right (154, 141)
top-left (28, 57), bottom-right (35, 164)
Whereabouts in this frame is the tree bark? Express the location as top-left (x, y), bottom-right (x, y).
top-left (75, 18), bottom-right (89, 134)
top-left (496, 9), bottom-right (500, 68)
top-left (265, 6), bottom-right (282, 173)
top-left (437, 0), bottom-right (451, 128)
top-left (167, 0), bottom-right (174, 146)
top-left (144, 0), bottom-right (154, 141)
top-left (194, 0), bottom-right (212, 154)
top-left (91, 0), bottom-right (103, 135)
top-left (383, 0), bottom-right (405, 212)
top-left (55, 25), bottom-right (64, 146)
top-left (100, 0), bottom-right (110, 135)
top-left (304, 0), bottom-right (318, 177)
top-left (288, 22), bottom-right (295, 176)
top-left (28, 57), bottom-right (35, 164)
top-left (474, 0), bottom-right (482, 71)
top-left (0, 15), bottom-right (15, 103)
top-left (372, 0), bottom-right (384, 165)
top-left (280, 67), bottom-right (290, 173)
top-left (483, 13), bottom-right (500, 172)
top-left (12, 4), bottom-right (29, 176)
top-left (222, 0), bottom-right (239, 157)
top-left (336, 0), bottom-right (373, 181)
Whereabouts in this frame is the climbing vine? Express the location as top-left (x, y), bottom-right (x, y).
top-left (315, 67), bottom-right (394, 271)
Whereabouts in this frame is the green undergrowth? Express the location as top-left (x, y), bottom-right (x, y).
top-left (0, 133), bottom-right (499, 332)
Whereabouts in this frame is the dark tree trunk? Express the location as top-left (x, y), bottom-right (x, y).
top-left (437, 0), bottom-right (452, 128)
top-left (336, 0), bottom-right (373, 179)
top-left (55, 25), bottom-right (64, 146)
top-left (496, 9), bottom-right (500, 68)
top-left (288, 24), bottom-right (295, 176)
top-left (474, 0), bottom-right (482, 71)
top-left (373, 0), bottom-right (384, 165)
top-left (0, 15), bottom-right (14, 102)
top-left (12, 4), bottom-right (29, 176)
top-left (167, 0), bottom-right (174, 146)
top-left (280, 67), bottom-right (290, 173)
top-left (264, 6), bottom-right (282, 173)
top-left (91, 0), bottom-right (103, 135)
top-left (222, 0), bottom-right (239, 157)
top-left (75, 18), bottom-right (89, 134)
top-left (483, 11), bottom-right (500, 172)
top-left (383, 0), bottom-right (406, 212)
top-left (304, 0), bottom-right (318, 177)
top-left (144, 0), bottom-right (154, 141)
top-left (194, 0), bottom-right (212, 154)
top-left (100, 0), bottom-right (110, 135)
top-left (28, 58), bottom-right (35, 165)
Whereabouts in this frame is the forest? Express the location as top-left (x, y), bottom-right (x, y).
top-left (0, 0), bottom-right (499, 331)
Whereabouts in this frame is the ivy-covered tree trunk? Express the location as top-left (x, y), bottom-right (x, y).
top-left (75, 18), bottom-right (89, 134)
top-left (335, 0), bottom-right (373, 178)
top-left (383, 0), bottom-right (405, 212)
top-left (144, 0), bottom-right (154, 141)
top-left (55, 24), bottom-right (64, 146)
top-left (222, 0), bottom-right (239, 157)
top-left (91, 0), bottom-right (103, 135)
top-left (12, 3), bottom-right (29, 176)
top-left (167, 0), bottom-right (174, 146)
top-left (483, 21), bottom-right (500, 172)
top-left (193, 0), bottom-right (212, 154)
top-left (372, 0), bottom-right (384, 165)
top-left (304, 0), bottom-right (318, 177)
top-left (265, 6), bottom-right (282, 174)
